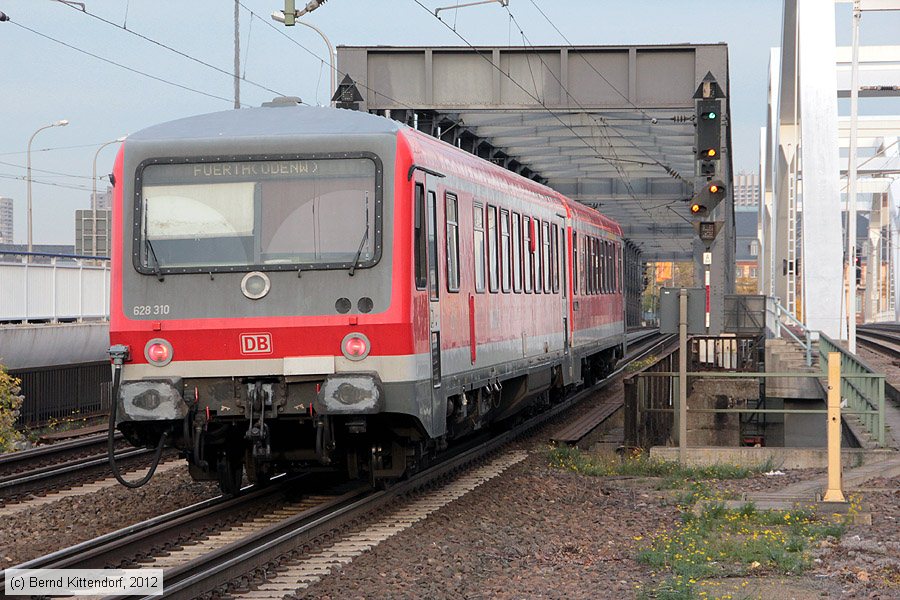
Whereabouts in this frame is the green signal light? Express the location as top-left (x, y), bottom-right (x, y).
top-left (704, 111), bottom-right (717, 120)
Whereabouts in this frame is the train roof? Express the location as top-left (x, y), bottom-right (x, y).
top-left (127, 104), bottom-right (621, 237)
top-left (128, 105), bottom-right (402, 142)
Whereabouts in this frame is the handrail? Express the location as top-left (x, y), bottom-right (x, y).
top-left (818, 333), bottom-right (886, 447)
top-left (766, 297), bottom-right (812, 366)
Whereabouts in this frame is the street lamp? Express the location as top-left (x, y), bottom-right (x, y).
top-left (272, 5), bottom-right (336, 105)
top-left (92, 137), bottom-right (126, 257)
top-left (27, 119), bottom-right (68, 255)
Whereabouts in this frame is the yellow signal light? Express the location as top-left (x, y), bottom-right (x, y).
top-left (709, 184), bottom-right (719, 194)
top-left (690, 203), bottom-right (703, 214)
top-left (706, 148), bottom-right (717, 157)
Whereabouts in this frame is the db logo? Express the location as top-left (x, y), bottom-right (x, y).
top-left (240, 332), bottom-right (273, 355)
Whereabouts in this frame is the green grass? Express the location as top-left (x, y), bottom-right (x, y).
top-left (635, 501), bottom-right (849, 599)
top-left (547, 446), bottom-right (851, 600)
top-left (547, 445), bottom-right (772, 487)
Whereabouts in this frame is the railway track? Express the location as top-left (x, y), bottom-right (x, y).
top-left (857, 324), bottom-right (900, 362)
top-left (0, 432), bottom-right (162, 506)
top-left (550, 329), bottom-right (674, 445)
top-left (7, 342), bottom-right (660, 600)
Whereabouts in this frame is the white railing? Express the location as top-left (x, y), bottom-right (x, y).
top-left (765, 296), bottom-right (813, 366)
top-left (0, 259), bottom-right (110, 322)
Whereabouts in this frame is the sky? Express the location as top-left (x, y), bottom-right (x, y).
top-left (0, 0), bottom-right (896, 245)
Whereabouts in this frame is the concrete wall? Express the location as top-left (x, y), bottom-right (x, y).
top-left (686, 378), bottom-right (758, 446)
top-left (0, 323), bottom-right (109, 369)
top-left (650, 446), bottom-right (894, 469)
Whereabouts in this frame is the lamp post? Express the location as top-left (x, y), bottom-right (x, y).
top-left (91, 137), bottom-right (126, 257)
top-left (27, 119), bottom-right (68, 255)
top-left (271, 4), bottom-right (336, 105)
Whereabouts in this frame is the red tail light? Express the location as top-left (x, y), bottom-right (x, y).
top-left (341, 333), bottom-right (370, 361)
top-left (144, 338), bottom-right (173, 366)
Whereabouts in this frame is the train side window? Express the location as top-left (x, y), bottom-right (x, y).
top-left (551, 224), bottom-right (560, 293)
top-left (512, 212), bottom-right (522, 293)
top-left (559, 226), bottom-right (566, 298)
top-left (541, 221), bottom-right (551, 293)
top-left (591, 237), bottom-right (598, 295)
top-left (427, 190), bottom-right (439, 301)
top-left (607, 241), bottom-right (614, 294)
top-left (500, 209), bottom-right (511, 293)
top-left (414, 183), bottom-right (426, 290)
top-left (611, 241), bottom-right (617, 293)
top-left (445, 192), bottom-right (460, 293)
top-left (535, 221), bottom-right (541, 292)
top-left (599, 239), bottom-right (607, 294)
top-left (617, 242), bottom-right (622, 293)
top-left (602, 240), bottom-right (612, 294)
top-left (572, 232), bottom-right (578, 295)
top-left (473, 202), bottom-right (485, 293)
top-left (487, 205), bottom-right (499, 292)
top-left (607, 240), bottom-right (613, 294)
top-left (523, 216), bottom-right (533, 293)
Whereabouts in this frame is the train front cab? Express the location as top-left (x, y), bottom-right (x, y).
top-left (109, 108), bottom-right (439, 492)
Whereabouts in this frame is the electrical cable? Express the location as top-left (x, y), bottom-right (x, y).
top-left (107, 356), bottom-right (168, 488)
top-left (507, 4), bottom-right (689, 184)
top-left (0, 160), bottom-right (97, 179)
top-left (239, 1), bottom-right (419, 112)
top-left (10, 21), bottom-right (236, 105)
top-left (0, 173), bottom-right (93, 191)
top-left (57, 2), bottom-right (294, 105)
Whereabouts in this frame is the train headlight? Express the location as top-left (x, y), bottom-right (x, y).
top-left (241, 271), bottom-right (271, 300)
top-left (144, 338), bottom-right (174, 366)
top-left (341, 332), bottom-right (370, 361)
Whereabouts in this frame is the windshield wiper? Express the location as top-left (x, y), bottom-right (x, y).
top-left (145, 239), bottom-right (165, 282)
top-left (349, 191), bottom-right (370, 277)
top-left (348, 228), bottom-right (369, 277)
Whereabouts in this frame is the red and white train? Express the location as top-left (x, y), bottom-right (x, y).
top-left (109, 104), bottom-right (626, 493)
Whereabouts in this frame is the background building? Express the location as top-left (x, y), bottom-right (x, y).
top-left (733, 172), bottom-right (760, 293)
top-left (74, 209), bottom-right (111, 257)
top-left (0, 197), bottom-right (13, 244)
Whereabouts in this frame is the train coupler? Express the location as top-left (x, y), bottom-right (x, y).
top-left (245, 381), bottom-right (272, 459)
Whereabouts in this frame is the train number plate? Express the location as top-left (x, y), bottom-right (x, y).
top-left (240, 332), bottom-right (273, 355)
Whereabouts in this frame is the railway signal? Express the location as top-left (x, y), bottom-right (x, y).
top-left (695, 99), bottom-right (722, 161)
top-left (689, 180), bottom-right (727, 218)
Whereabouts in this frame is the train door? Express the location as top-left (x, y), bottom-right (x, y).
top-left (413, 170), bottom-right (443, 432)
top-left (557, 215), bottom-right (569, 355)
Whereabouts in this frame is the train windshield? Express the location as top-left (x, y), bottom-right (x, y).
top-left (138, 157), bottom-right (379, 272)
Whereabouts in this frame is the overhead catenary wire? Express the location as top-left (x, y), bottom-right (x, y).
top-left (414, 0), bottom-right (685, 232)
top-left (511, 2), bottom-right (689, 183)
top-left (55, 1), bottom-right (295, 105)
top-left (0, 173), bottom-right (94, 191)
top-left (10, 21), bottom-right (236, 105)
top-left (413, 0), bottom-right (642, 174)
top-left (0, 142), bottom-right (126, 157)
top-left (0, 159), bottom-right (98, 180)
top-left (238, 1), bottom-right (419, 112)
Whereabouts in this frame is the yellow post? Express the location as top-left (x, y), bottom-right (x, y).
top-left (823, 352), bottom-right (846, 503)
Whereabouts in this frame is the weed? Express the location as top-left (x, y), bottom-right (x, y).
top-left (0, 364), bottom-right (25, 453)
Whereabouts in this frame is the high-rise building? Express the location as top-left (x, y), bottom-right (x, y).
top-left (733, 172), bottom-right (760, 207)
top-left (75, 209), bottom-right (111, 256)
top-left (0, 197), bottom-right (13, 243)
top-left (91, 185), bottom-right (112, 211)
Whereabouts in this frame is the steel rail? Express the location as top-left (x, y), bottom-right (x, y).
top-left (0, 473), bottom-right (323, 593)
top-left (121, 342), bottom-right (663, 600)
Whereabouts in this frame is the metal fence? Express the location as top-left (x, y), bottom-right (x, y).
top-left (0, 258), bottom-right (110, 322)
top-left (624, 346), bottom-right (680, 448)
top-left (819, 333), bottom-right (886, 447)
top-left (10, 361), bottom-right (111, 427)
top-left (691, 335), bottom-right (763, 372)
